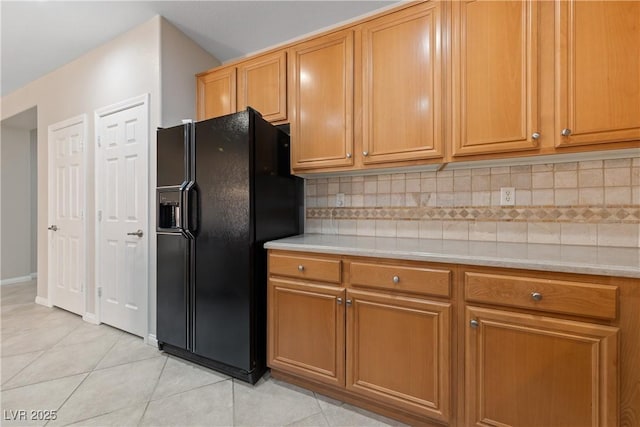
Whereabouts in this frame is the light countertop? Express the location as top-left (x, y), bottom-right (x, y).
top-left (264, 234), bottom-right (640, 279)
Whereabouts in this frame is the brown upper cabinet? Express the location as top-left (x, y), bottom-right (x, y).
top-left (237, 51), bottom-right (287, 123)
top-left (196, 51), bottom-right (287, 123)
top-left (555, 0), bottom-right (640, 148)
top-left (451, 0), bottom-right (540, 157)
top-left (289, 30), bottom-right (355, 171)
top-left (360, 1), bottom-right (445, 166)
top-left (288, 2), bottom-right (446, 173)
top-left (196, 66), bottom-right (236, 121)
top-left (196, 0), bottom-right (640, 173)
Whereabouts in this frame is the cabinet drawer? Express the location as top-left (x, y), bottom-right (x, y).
top-left (350, 262), bottom-right (451, 298)
top-left (269, 253), bottom-right (341, 284)
top-left (464, 272), bottom-right (618, 320)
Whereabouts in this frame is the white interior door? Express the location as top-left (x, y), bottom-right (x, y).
top-left (95, 95), bottom-right (149, 337)
top-left (47, 115), bottom-right (86, 315)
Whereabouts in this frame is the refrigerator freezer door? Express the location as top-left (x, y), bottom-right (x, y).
top-left (157, 233), bottom-right (190, 350)
top-left (193, 112), bottom-right (252, 370)
top-left (157, 124), bottom-right (189, 187)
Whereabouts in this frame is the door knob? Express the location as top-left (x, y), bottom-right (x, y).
top-left (470, 319), bottom-right (479, 328)
top-left (531, 132), bottom-right (541, 140)
top-left (48, 225), bottom-right (58, 231)
top-left (127, 229), bottom-right (144, 238)
top-left (392, 275), bottom-right (400, 284)
top-left (561, 128), bottom-right (572, 137)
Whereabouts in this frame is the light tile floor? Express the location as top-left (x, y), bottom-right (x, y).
top-left (1, 281), bottom-right (405, 427)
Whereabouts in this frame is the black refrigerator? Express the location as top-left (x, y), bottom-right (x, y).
top-left (156, 108), bottom-right (302, 383)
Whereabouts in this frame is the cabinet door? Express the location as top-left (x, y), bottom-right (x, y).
top-left (451, 0), bottom-right (540, 157)
top-left (237, 51), bottom-right (287, 123)
top-left (196, 67), bottom-right (237, 121)
top-left (267, 278), bottom-right (345, 387)
top-left (346, 289), bottom-right (451, 422)
top-left (556, 0), bottom-right (640, 148)
top-left (289, 30), bottom-right (354, 171)
top-left (361, 2), bottom-right (444, 165)
top-left (465, 306), bottom-right (618, 427)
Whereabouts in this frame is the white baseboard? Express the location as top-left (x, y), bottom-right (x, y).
top-left (35, 296), bottom-right (52, 307)
top-left (82, 312), bottom-right (99, 325)
top-left (30, 272), bottom-right (38, 279)
top-left (146, 334), bottom-right (158, 348)
top-left (1, 275), bottom-right (34, 285)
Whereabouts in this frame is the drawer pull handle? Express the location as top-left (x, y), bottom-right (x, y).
top-left (298, 265), bottom-right (304, 272)
top-left (531, 292), bottom-right (543, 301)
top-left (337, 297), bottom-right (343, 305)
top-left (470, 319), bottom-right (479, 328)
top-left (392, 275), bottom-right (400, 284)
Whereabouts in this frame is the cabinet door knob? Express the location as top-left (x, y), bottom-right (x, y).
top-left (561, 128), bottom-right (572, 137)
top-left (470, 319), bottom-right (479, 328)
top-left (363, 151), bottom-right (369, 156)
top-left (532, 132), bottom-right (541, 140)
top-left (346, 153), bottom-right (352, 159)
top-left (392, 275), bottom-right (400, 284)
top-left (48, 225), bottom-right (58, 231)
top-left (346, 299), bottom-right (353, 306)
top-left (337, 297), bottom-right (343, 305)
top-left (298, 265), bottom-right (304, 272)
top-left (531, 292), bottom-right (543, 301)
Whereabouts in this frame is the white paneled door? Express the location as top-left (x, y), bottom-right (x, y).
top-left (48, 116), bottom-right (87, 315)
top-left (95, 95), bottom-right (149, 337)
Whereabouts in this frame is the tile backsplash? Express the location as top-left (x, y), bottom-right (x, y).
top-left (304, 157), bottom-right (640, 247)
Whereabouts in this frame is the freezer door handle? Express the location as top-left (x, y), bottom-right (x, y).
top-left (183, 182), bottom-right (199, 237)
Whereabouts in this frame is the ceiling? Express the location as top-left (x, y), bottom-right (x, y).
top-left (0, 0), bottom-right (399, 97)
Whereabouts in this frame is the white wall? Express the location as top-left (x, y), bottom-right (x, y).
top-left (1, 15), bottom-right (218, 339)
top-left (0, 126), bottom-right (33, 280)
top-left (2, 16), bottom-right (164, 312)
top-left (30, 129), bottom-right (37, 274)
top-left (160, 18), bottom-right (220, 127)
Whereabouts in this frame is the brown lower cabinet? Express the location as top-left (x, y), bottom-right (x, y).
top-left (267, 250), bottom-right (639, 426)
top-left (268, 278), bottom-right (345, 387)
top-left (465, 306), bottom-right (618, 427)
top-left (346, 289), bottom-right (450, 422)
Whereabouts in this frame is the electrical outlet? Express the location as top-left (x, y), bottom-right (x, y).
top-left (500, 187), bottom-right (516, 206)
top-left (336, 193), bottom-right (345, 207)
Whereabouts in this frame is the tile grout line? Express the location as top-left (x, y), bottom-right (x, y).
top-left (1, 316), bottom-right (87, 389)
top-left (52, 356), bottom-right (168, 427)
top-left (1, 350), bottom-right (48, 389)
top-left (92, 353), bottom-right (164, 373)
top-left (1, 310), bottom-right (85, 355)
top-left (137, 355), bottom-right (169, 425)
top-left (2, 336), bottom-right (126, 391)
top-left (3, 334), bottom-right (123, 393)
top-left (42, 330), bottom-right (127, 425)
top-left (232, 378), bottom-right (237, 426)
top-left (42, 371), bottom-right (92, 427)
top-left (314, 392), bottom-right (334, 427)
top-left (90, 330), bottom-right (127, 372)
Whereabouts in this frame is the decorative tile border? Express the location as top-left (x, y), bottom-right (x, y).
top-left (306, 205), bottom-right (640, 223)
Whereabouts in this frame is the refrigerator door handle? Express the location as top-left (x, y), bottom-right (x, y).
top-left (189, 185), bottom-right (199, 235)
top-left (183, 182), bottom-right (199, 237)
